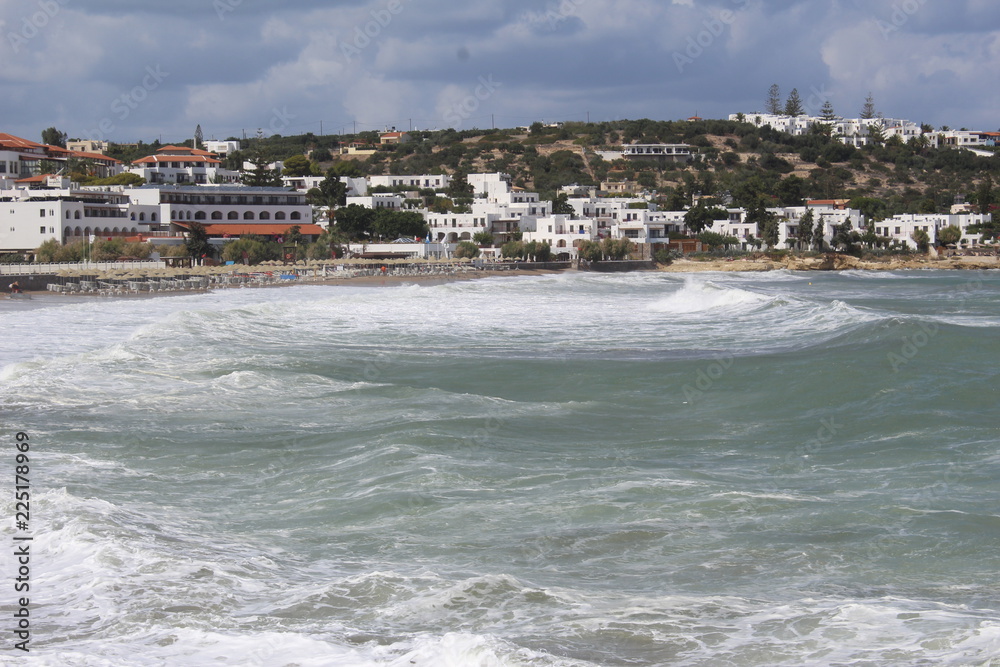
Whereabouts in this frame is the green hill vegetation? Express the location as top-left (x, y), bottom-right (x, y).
top-left (103, 119), bottom-right (998, 222)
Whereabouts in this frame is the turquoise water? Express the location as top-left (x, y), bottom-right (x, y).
top-left (1, 270), bottom-right (999, 665)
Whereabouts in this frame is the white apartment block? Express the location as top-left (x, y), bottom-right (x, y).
top-left (369, 174), bottom-right (451, 191)
top-left (0, 186), bottom-right (151, 252)
top-left (346, 194), bottom-right (407, 210)
top-left (203, 140), bottom-right (241, 156)
top-left (425, 211), bottom-right (499, 243)
top-left (127, 145), bottom-right (240, 185)
top-left (612, 210), bottom-right (686, 244)
top-left (522, 214), bottom-right (596, 257)
top-left (127, 185), bottom-right (312, 232)
top-left (872, 213), bottom-right (991, 249)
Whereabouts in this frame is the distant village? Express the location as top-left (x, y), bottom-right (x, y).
top-left (1, 108), bottom-right (996, 263)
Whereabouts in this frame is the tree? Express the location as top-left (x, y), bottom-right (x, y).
top-left (784, 88), bottom-right (804, 116)
top-left (282, 154), bottom-right (313, 177)
top-left (330, 160), bottom-right (363, 178)
top-left (977, 173), bottom-right (993, 214)
top-left (820, 100), bottom-right (837, 121)
top-left (41, 127), bottom-right (67, 148)
top-left (601, 237), bottom-right (634, 260)
top-left (812, 216), bottom-right (826, 250)
top-left (684, 204), bottom-right (728, 234)
top-left (697, 231), bottom-right (736, 250)
top-left (446, 172), bottom-right (474, 198)
top-left (937, 225), bottom-right (961, 246)
top-left (576, 239), bottom-right (603, 262)
top-left (454, 241), bottom-right (480, 259)
top-left (184, 222), bottom-right (214, 260)
top-left (766, 84), bottom-right (782, 114)
top-left (221, 237), bottom-right (280, 265)
top-left (371, 209), bottom-right (427, 240)
top-left (860, 92), bottom-right (877, 119)
top-left (473, 231), bottom-right (494, 246)
top-left (798, 209), bottom-right (815, 251)
top-left (241, 152), bottom-right (284, 187)
top-left (551, 192), bottom-right (575, 216)
top-left (911, 228), bottom-right (930, 252)
top-left (334, 204), bottom-right (376, 240)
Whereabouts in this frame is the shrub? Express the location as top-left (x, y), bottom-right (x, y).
top-left (454, 241), bottom-right (480, 259)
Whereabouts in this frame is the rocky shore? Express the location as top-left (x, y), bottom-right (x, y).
top-left (660, 253), bottom-right (999, 273)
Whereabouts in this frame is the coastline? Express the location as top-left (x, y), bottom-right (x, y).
top-left (659, 254), bottom-right (1000, 273)
top-left (3, 255), bottom-right (997, 309)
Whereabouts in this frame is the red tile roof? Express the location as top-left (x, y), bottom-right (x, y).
top-left (0, 133), bottom-right (46, 150)
top-left (133, 155), bottom-right (222, 165)
top-left (72, 151), bottom-right (122, 163)
top-left (174, 222), bottom-right (326, 236)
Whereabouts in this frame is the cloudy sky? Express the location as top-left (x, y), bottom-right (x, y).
top-left (1, 0), bottom-right (998, 144)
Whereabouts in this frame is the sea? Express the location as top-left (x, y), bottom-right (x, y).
top-left (1, 269), bottom-right (999, 666)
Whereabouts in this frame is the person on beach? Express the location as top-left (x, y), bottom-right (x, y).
top-left (9, 280), bottom-right (22, 294)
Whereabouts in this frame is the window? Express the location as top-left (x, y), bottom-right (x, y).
top-left (40, 226), bottom-right (46, 233)
top-left (290, 212), bottom-right (301, 221)
top-left (243, 211), bottom-right (255, 220)
top-left (39, 209), bottom-right (45, 217)
top-left (228, 211), bottom-right (239, 220)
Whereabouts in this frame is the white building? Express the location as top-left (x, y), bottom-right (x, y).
top-left (369, 174), bottom-right (451, 191)
top-left (127, 145), bottom-right (239, 185)
top-left (345, 194), bottom-right (407, 210)
top-left (872, 213), bottom-right (990, 249)
top-left (203, 140), bottom-right (241, 156)
top-left (0, 185), bottom-right (150, 253)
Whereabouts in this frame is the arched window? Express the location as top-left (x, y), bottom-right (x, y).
top-left (259, 211), bottom-right (270, 220)
top-left (274, 211), bottom-right (286, 220)
top-left (139, 212), bottom-right (145, 221)
top-left (228, 211), bottom-right (239, 220)
top-left (66, 211), bottom-right (71, 219)
top-left (64, 226), bottom-right (72, 237)
top-left (151, 213), bottom-right (157, 222)
top-left (74, 226), bottom-right (82, 236)
top-left (243, 211), bottom-right (255, 220)
top-left (195, 211), bottom-right (206, 220)
top-left (84, 227), bottom-right (92, 236)
top-left (290, 211), bottom-right (301, 220)
top-left (211, 211), bottom-right (222, 220)
top-left (74, 211), bottom-right (80, 220)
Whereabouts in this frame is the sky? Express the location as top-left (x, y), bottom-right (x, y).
top-left (1, 0), bottom-right (998, 144)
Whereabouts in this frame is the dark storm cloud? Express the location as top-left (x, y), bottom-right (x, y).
top-left (0, 0), bottom-right (996, 141)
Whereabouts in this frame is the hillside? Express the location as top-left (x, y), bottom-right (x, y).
top-left (110, 119), bottom-right (999, 217)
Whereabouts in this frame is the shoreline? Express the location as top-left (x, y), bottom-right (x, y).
top-left (3, 255), bottom-right (997, 307)
top-left (659, 254), bottom-right (1000, 273)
